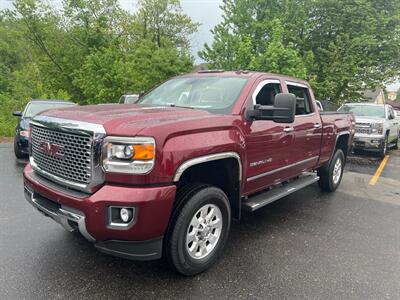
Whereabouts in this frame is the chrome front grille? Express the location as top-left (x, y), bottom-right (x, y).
top-left (355, 122), bottom-right (371, 134)
top-left (356, 122), bottom-right (370, 127)
top-left (355, 127), bottom-right (371, 134)
top-left (31, 125), bottom-right (92, 184)
top-left (29, 116), bottom-right (106, 193)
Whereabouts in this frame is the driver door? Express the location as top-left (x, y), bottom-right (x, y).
top-left (242, 78), bottom-right (295, 195)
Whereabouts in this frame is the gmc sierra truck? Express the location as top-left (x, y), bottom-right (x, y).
top-left (23, 71), bottom-right (355, 275)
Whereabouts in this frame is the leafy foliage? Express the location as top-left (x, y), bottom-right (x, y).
top-left (0, 0), bottom-right (198, 136)
top-left (200, 0), bottom-right (400, 103)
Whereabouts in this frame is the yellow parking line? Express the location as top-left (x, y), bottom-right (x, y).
top-left (369, 155), bottom-right (390, 186)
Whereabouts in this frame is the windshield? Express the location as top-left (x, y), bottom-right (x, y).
top-left (338, 105), bottom-right (385, 118)
top-left (24, 102), bottom-right (75, 118)
top-left (137, 76), bottom-right (248, 114)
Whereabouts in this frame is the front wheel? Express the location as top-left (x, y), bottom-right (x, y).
top-left (165, 184), bottom-right (231, 276)
top-left (14, 139), bottom-right (27, 159)
top-left (379, 135), bottom-right (388, 158)
top-left (318, 149), bottom-right (345, 192)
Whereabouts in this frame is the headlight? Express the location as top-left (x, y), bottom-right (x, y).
top-left (103, 137), bottom-right (156, 174)
top-left (371, 123), bottom-right (383, 135)
top-left (20, 130), bottom-right (29, 137)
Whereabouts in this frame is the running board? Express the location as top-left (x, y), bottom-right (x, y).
top-left (242, 173), bottom-right (320, 212)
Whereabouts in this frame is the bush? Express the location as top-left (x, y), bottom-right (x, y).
top-left (0, 93), bottom-right (22, 136)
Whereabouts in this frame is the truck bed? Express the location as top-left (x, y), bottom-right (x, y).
top-left (319, 112), bottom-right (355, 164)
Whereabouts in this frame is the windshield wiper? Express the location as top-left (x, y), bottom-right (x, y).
top-left (166, 103), bottom-right (194, 109)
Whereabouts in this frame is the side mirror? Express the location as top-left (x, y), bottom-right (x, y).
top-left (246, 93), bottom-right (296, 123)
top-left (13, 111), bottom-right (22, 117)
top-left (138, 91), bottom-right (145, 99)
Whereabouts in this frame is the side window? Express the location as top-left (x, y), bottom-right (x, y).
top-left (287, 85), bottom-right (313, 115)
top-left (389, 107), bottom-right (395, 119)
top-left (254, 83), bottom-right (281, 106)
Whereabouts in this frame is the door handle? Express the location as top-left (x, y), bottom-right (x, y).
top-left (283, 127), bottom-right (294, 133)
top-left (314, 123), bottom-right (321, 128)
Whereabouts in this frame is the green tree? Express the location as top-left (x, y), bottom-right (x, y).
top-left (200, 0), bottom-right (400, 103)
top-left (0, 0), bottom-right (199, 135)
top-left (135, 0), bottom-right (199, 49)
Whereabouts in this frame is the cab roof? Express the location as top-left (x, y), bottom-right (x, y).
top-left (184, 70), bottom-right (310, 85)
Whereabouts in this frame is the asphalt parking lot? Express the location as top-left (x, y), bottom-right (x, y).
top-left (1, 143), bottom-right (399, 299)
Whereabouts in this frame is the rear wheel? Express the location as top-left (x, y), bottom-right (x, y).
top-left (393, 136), bottom-right (398, 150)
top-left (318, 149), bottom-right (345, 192)
top-left (165, 184), bottom-right (231, 276)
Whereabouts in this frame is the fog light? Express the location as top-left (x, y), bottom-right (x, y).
top-left (120, 208), bottom-right (130, 222)
top-left (108, 206), bottom-right (135, 229)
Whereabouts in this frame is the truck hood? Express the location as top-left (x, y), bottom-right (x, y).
top-left (38, 104), bottom-right (214, 136)
top-left (354, 117), bottom-right (385, 124)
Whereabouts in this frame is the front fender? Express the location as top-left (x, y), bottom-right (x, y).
top-left (162, 129), bottom-right (245, 182)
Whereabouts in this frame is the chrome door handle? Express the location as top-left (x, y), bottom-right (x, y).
top-left (314, 123), bottom-right (321, 128)
top-left (283, 127), bottom-right (294, 133)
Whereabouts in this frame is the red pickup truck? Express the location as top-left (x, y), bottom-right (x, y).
top-left (23, 71), bottom-right (355, 275)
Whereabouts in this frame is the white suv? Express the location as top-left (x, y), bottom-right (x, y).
top-left (338, 103), bottom-right (399, 157)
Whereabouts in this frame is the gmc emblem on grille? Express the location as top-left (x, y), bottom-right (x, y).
top-left (39, 141), bottom-right (64, 159)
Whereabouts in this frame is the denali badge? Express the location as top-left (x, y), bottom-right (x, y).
top-left (250, 158), bottom-right (272, 167)
top-left (39, 141), bottom-right (64, 158)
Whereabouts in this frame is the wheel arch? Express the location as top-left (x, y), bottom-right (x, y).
top-left (329, 131), bottom-right (350, 163)
top-left (173, 152), bottom-right (242, 220)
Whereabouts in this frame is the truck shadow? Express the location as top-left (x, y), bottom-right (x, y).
top-left (28, 184), bottom-right (340, 298)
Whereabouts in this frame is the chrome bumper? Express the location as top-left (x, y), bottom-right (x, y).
top-left (353, 136), bottom-right (384, 150)
top-left (24, 186), bottom-right (95, 242)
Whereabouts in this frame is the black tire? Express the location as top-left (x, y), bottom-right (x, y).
top-left (317, 149), bottom-right (345, 192)
top-left (379, 134), bottom-right (389, 158)
top-left (14, 139), bottom-right (26, 159)
top-left (394, 136), bottom-right (398, 150)
top-left (165, 184), bottom-right (231, 276)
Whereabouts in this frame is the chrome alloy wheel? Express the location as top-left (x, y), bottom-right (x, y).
top-left (186, 204), bottom-right (223, 260)
top-left (332, 157), bottom-right (342, 185)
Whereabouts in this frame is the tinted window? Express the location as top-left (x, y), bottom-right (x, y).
top-left (287, 85), bottom-right (313, 115)
top-left (388, 107), bottom-right (395, 119)
top-left (255, 83), bottom-right (281, 106)
top-left (24, 102), bottom-right (75, 118)
top-left (138, 76), bottom-right (248, 114)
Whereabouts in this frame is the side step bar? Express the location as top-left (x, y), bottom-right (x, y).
top-left (242, 173), bottom-right (320, 212)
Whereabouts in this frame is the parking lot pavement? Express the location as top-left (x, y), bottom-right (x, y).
top-left (1, 142), bottom-right (400, 299)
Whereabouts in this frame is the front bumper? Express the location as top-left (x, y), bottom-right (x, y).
top-left (23, 164), bottom-right (176, 261)
top-left (353, 135), bottom-right (384, 151)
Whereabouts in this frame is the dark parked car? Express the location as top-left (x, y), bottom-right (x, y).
top-left (13, 100), bottom-right (76, 158)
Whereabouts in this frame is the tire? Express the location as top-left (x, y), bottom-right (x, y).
top-left (14, 139), bottom-right (26, 159)
top-left (165, 184), bottom-right (231, 276)
top-left (394, 136), bottom-right (399, 150)
top-left (317, 149), bottom-right (345, 192)
top-left (379, 134), bottom-right (389, 158)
